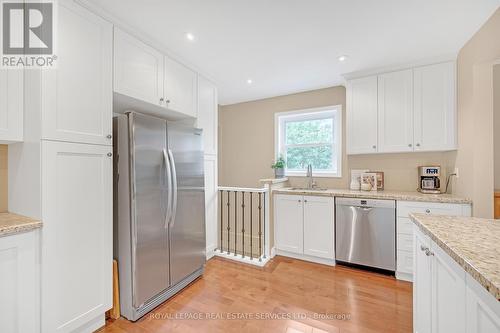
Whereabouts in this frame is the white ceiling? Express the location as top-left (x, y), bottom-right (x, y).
top-left (85, 0), bottom-right (499, 105)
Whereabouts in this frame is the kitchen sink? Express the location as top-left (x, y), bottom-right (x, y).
top-left (289, 187), bottom-right (328, 191)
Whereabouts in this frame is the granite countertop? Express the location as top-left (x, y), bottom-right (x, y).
top-left (273, 188), bottom-right (472, 204)
top-left (410, 213), bottom-right (500, 301)
top-left (0, 213), bottom-right (42, 237)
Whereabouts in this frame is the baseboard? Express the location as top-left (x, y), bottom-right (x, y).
top-left (206, 245), bottom-right (217, 259)
top-left (396, 271), bottom-right (413, 282)
top-left (74, 314), bottom-right (105, 333)
top-left (270, 246), bottom-right (276, 258)
top-left (275, 249), bottom-right (336, 266)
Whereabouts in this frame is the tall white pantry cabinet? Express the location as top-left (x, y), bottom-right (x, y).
top-left (9, 1), bottom-right (113, 332)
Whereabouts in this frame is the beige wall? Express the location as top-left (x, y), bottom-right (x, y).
top-left (494, 65), bottom-right (500, 190)
top-left (0, 145), bottom-right (7, 212)
top-left (219, 87), bottom-right (452, 191)
top-left (448, 8), bottom-right (500, 218)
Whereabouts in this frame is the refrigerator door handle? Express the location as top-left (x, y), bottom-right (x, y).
top-left (163, 149), bottom-right (172, 229)
top-left (167, 148), bottom-right (178, 227)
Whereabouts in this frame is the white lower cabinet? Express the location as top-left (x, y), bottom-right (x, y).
top-left (0, 231), bottom-right (40, 333)
top-left (0, 68), bottom-right (23, 143)
top-left (274, 194), bottom-right (334, 263)
top-left (303, 196), bottom-right (334, 259)
top-left (275, 194), bottom-right (304, 254)
top-left (41, 141), bottom-right (113, 333)
top-left (414, 226), bottom-right (499, 333)
top-left (396, 201), bottom-right (471, 281)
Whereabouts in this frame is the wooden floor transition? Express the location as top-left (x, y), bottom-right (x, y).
top-left (99, 256), bottom-right (412, 333)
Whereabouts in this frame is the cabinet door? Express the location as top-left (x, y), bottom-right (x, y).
top-left (41, 141), bottom-right (112, 333)
top-left (0, 69), bottom-right (23, 143)
top-left (466, 274), bottom-right (500, 333)
top-left (114, 28), bottom-right (164, 107)
top-left (413, 228), bottom-right (432, 333)
top-left (42, 1), bottom-right (112, 145)
top-left (430, 242), bottom-right (466, 333)
top-left (378, 70), bottom-right (413, 153)
top-left (274, 195), bottom-right (303, 254)
top-left (346, 76), bottom-right (378, 154)
top-left (0, 231), bottom-right (39, 333)
top-left (204, 155), bottom-right (218, 258)
top-left (197, 76), bottom-right (218, 155)
top-left (303, 196), bottom-right (334, 259)
top-left (413, 62), bottom-right (456, 151)
top-left (164, 56), bottom-right (197, 117)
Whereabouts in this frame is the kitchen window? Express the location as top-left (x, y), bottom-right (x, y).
top-left (275, 105), bottom-right (342, 177)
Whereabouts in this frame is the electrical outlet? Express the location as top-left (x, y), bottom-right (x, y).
top-left (454, 168), bottom-right (459, 178)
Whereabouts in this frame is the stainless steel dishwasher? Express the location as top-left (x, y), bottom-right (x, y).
top-left (335, 198), bottom-right (396, 271)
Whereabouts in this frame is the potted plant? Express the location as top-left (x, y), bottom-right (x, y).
top-left (271, 156), bottom-right (286, 178)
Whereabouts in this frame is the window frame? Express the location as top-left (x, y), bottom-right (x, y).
top-left (274, 105), bottom-right (342, 178)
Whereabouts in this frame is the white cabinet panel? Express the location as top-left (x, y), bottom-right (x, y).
top-left (0, 69), bottom-right (23, 143)
top-left (397, 250), bottom-right (413, 274)
top-left (42, 1), bottom-right (112, 145)
top-left (197, 76), bottom-right (218, 155)
top-left (377, 69), bottom-right (413, 152)
top-left (114, 28), bottom-right (164, 107)
top-left (397, 201), bottom-right (464, 218)
top-left (41, 141), bottom-right (112, 333)
top-left (347, 76), bottom-right (378, 154)
top-left (0, 231), bottom-right (39, 333)
top-left (413, 228), bottom-right (432, 333)
top-left (414, 62), bottom-right (456, 151)
top-left (303, 196), bottom-right (334, 259)
top-left (164, 56), bottom-right (197, 118)
top-left (204, 155), bottom-right (218, 258)
top-left (274, 194), bottom-right (303, 254)
top-left (466, 274), bottom-right (500, 333)
top-left (430, 243), bottom-right (466, 333)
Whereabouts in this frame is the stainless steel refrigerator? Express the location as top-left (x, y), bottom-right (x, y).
top-left (113, 112), bottom-right (206, 321)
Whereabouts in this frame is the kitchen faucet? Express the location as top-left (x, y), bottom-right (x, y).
top-left (306, 164), bottom-right (316, 189)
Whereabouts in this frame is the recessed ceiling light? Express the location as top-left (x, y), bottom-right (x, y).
top-left (186, 33), bottom-right (195, 41)
top-left (338, 55), bottom-right (348, 62)
top-left (247, 79), bottom-right (253, 85)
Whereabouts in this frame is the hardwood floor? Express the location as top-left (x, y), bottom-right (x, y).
top-left (99, 256), bottom-right (412, 333)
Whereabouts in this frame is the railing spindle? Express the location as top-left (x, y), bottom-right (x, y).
top-left (258, 192), bottom-right (262, 262)
top-left (227, 191), bottom-right (230, 254)
top-left (234, 191), bottom-right (237, 256)
top-left (220, 190), bottom-right (223, 253)
top-left (263, 192), bottom-right (266, 259)
top-left (250, 192), bottom-right (253, 260)
top-left (241, 192), bottom-right (245, 258)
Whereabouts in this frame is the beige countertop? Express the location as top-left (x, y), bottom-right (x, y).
top-left (273, 188), bottom-right (472, 204)
top-left (410, 213), bottom-right (500, 301)
top-left (0, 212), bottom-right (42, 237)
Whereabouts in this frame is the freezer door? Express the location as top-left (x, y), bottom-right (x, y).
top-left (167, 123), bottom-right (206, 286)
top-left (130, 112), bottom-right (170, 308)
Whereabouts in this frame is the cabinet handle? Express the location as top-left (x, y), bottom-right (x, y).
top-left (408, 144), bottom-right (412, 148)
top-left (165, 99), bottom-right (171, 104)
top-left (416, 143), bottom-right (421, 147)
top-left (372, 145), bottom-right (376, 149)
top-left (107, 152), bottom-right (112, 157)
top-left (420, 245), bottom-right (428, 252)
top-left (304, 199), bottom-right (308, 203)
top-left (106, 134), bottom-right (112, 139)
top-left (298, 199), bottom-right (301, 203)
top-left (425, 249), bottom-right (434, 257)
top-left (425, 209), bottom-right (431, 214)
top-left (160, 97), bottom-right (164, 104)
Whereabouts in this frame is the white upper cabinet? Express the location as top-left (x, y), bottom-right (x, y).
top-left (42, 1), bottom-right (113, 145)
top-left (113, 28), bottom-right (164, 107)
top-left (0, 69), bottom-right (23, 143)
top-left (414, 62), bottom-right (456, 151)
top-left (346, 61), bottom-right (456, 154)
top-left (197, 75), bottom-right (218, 155)
top-left (377, 69), bottom-right (413, 153)
top-left (164, 56), bottom-right (197, 118)
top-left (346, 76), bottom-right (378, 154)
